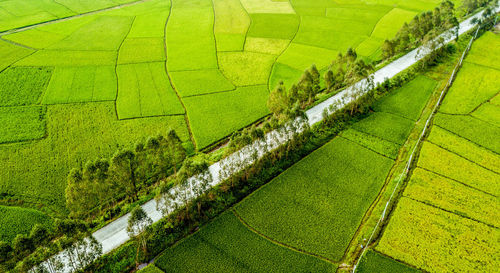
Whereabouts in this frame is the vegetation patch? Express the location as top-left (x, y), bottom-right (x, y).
top-left (341, 129), bottom-right (400, 159)
top-left (439, 63), bottom-right (500, 114)
top-left (13, 50), bottom-right (117, 67)
top-left (128, 11), bottom-right (170, 38)
top-left (357, 250), bottom-right (420, 273)
top-left (0, 67), bottom-right (52, 107)
top-left (116, 62), bottom-right (184, 119)
top-left (373, 75), bottom-right (436, 121)
top-left (170, 69), bottom-right (235, 97)
top-left (377, 198), bottom-right (499, 273)
top-left (155, 211), bottom-right (335, 272)
top-left (370, 8), bottom-right (417, 39)
top-left (244, 37), bottom-right (289, 55)
top-left (471, 102), bottom-right (500, 126)
top-left (43, 66), bottom-right (116, 104)
top-left (183, 85), bottom-right (269, 148)
top-left (269, 62), bottom-right (303, 90)
top-left (235, 137), bottom-right (394, 261)
top-left (0, 205), bottom-right (53, 243)
top-left (0, 40), bottom-right (33, 71)
top-left (3, 29), bottom-right (66, 49)
top-left (118, 38), bottom-right (166, 64)
top-left (218, 52), bottom-right (276, 86)
top-left (433, 113), bottom-right (500, 154)
top-left (466, 31), bottom-right (500, 70)
top-left (247, 14), bottom-right (299, 40)
top-left (427, 126), bottom-right (500, 172)
top-left (351, 112), bottom-right (413, 145)
top-left (213, 0), bottom-right (250, 52)
top-left (405, 168), bottom-right (499, 227)
top-left (0, 106), bottom-right (46, 144)
top-left (277, 43), bottom-right (339, 71)
top-left (417, 141), bottom-right (500, 195)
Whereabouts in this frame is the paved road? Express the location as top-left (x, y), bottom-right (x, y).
top-left (34, 6), bottom-right (498, 272)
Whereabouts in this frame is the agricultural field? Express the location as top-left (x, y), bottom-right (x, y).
top-left (0, 0), bottom-right (452, 246)
top-left (152, 75), bottom-right (436, 271)
top-left (375, 31), bottom-right (500, 272)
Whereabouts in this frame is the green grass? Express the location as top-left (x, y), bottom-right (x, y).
top-left (0, 67), bottom-right (53, 106)
top-left (371, 8), bottom-right (417, 39)
top-left (357, 250), bottom-right (421, 273)
top-left (439, 63), bottom-right (500, 114)
top-left (116, 62), bottom-right (185, 119)
top-left (0, 102), bottom-right (190, 215)
top-left (127, 10), bottom-right (170, 38)
top-left (213, 0), bottom-right (250, 52)
top-left (166, 0), bottom-right (217, 71)
top-left (373, 75), bottom-right (436, 120)
top-left (341, 129), bottom-right (400, 159)
top-left (433, 113), bottom-right (500, 154)
top-left (13, 50), bottom-right (117, 66)
top-left (244, 37), bottom-right (289, 55)
top-left (277, 43), bottom-right (339, 71)
top-left (471, 102), bottom-right (500, 126)
top-left (53, 0), bottom-right (133, 14)
top-left (240, 0), bottom-right (295, 14)
top-left (294, 16), bottom-right (368, 51)
top-left (356, 37), bottom-right (385, 58)
top-left (48, 16), bottom-right (133, 51)
top-left (170, 69), bottom-right (235, 97)
top-left (269, 62), bottom-right (303, 90)
top-left (218, 52), bottom-right (276, 86)
top-left (405, 168), bottom-right (499, 227)
top-left (183, 85), bottom-right (269, 148)
top-left (43, 66), bottom-right (116, 104)
top-left (0, 106), bottom-right (46, 144)
top-left (247, 14), bottom-right (299, 40)
top-left (138, 264), bottom-right (163, 273)
top-left (3, 29), bottom-right (66, 49)
top-left (377, 197), bottom-right (499, 273)
top-left (466, 32), bottom-right (500, 70)
top-left (351, 112), bottom-right (414, 145)
top-left (235, 137), bottom-right (394, 261)
top-left (417, 141), bottom-right (500, 196)
top-left (155, 211), bottom-right (336, 272)
top-left (118, 38), bottom-right (166, 64)
top-left (427, 126), bottom-right (500, 172)
top-left (0, 205), bottom-right (53, 243)
top-left (0, 40), bottom-right (33, 72)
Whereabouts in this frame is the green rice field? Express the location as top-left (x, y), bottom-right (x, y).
top-left (376, 31), bottom-right (500, 273)
top-left (153, 75), bottom-right (436, 271)
top-left (0, 0), bottom-right (452, 243)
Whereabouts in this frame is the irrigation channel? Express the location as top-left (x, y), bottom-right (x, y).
top-left (33, 6), bottom-right (499, 273)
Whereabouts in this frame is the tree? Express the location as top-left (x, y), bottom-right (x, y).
top-left (127, 206), bottom-right (152, 269)
top-left (166, 129), bottom-right (187, 176)
top-left (0, 241), bottom-right (11, 263)
top-left (30, 224), bottom-right (49, 246)
top-left (324, 69), bottom-right (335, 92)
top-left (110, 149), bottom-right (140, 200)
top-left (267, 81), bottom-right (289, 119)
top-left (309, 64), bottom-right (321, 93)
top-left (381, 39), bottom-right (395, 59)
top-left (13, 234), bottom-right (34, 257)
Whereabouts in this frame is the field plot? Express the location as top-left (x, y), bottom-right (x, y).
top-left (155, 211), bottom-right (335, 272)
top-left (116, 63), bottom-right (184, 119)
top-left (0, 102), bottom-right (190, 215)
top-left (0, 205), bottom-right (53, 242)
top-left (377, 198), bottom-right (499, 273)
top-left (43, 66), bottom-right (116, 104)
top-left (0, 0), bottom-right (454, 248)
top-left (376, 32), bottom-right (500, 273)
top-left (357, 250), bottom-right (420, 273)
top-left (235, 137), bottom-right (394, 261)
top-left (183, 85), bottom-right (270, 148)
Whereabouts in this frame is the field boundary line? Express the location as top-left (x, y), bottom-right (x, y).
top-left (230, 209), bottom-right (338, 266)
top-left (112, 16), bottom-right (135, 120)
top-left (0, 0), bottom-right (149, 37)
top-left (402, 196), bottom-right (500, 229)
top-left (432, 124), bottom-right (500, 156)
top-left (426, 140), bottom-right (500, 175)
top-left (163, 0), bottom-right (196, 148)
top-left (417, 166), bottom-right (498, 198)
top-left (352, 23), bottom-right (483, 273)
top-left (339, 136), bottom-right (396, 161)
top-left (467, 89), bottom-right (500, 115)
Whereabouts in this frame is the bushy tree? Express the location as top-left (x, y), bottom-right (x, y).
top-left (127, 206), bottom-right (152, 269)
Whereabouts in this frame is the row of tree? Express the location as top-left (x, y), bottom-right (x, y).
top-left (460, 0), bottom-right (496, 15)
top-left (381, 1), bottom-right (459, 59)
top-left (267, 48), bottom-right (373, 120)
top-left (66, 129), bottom-right (186, 219)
